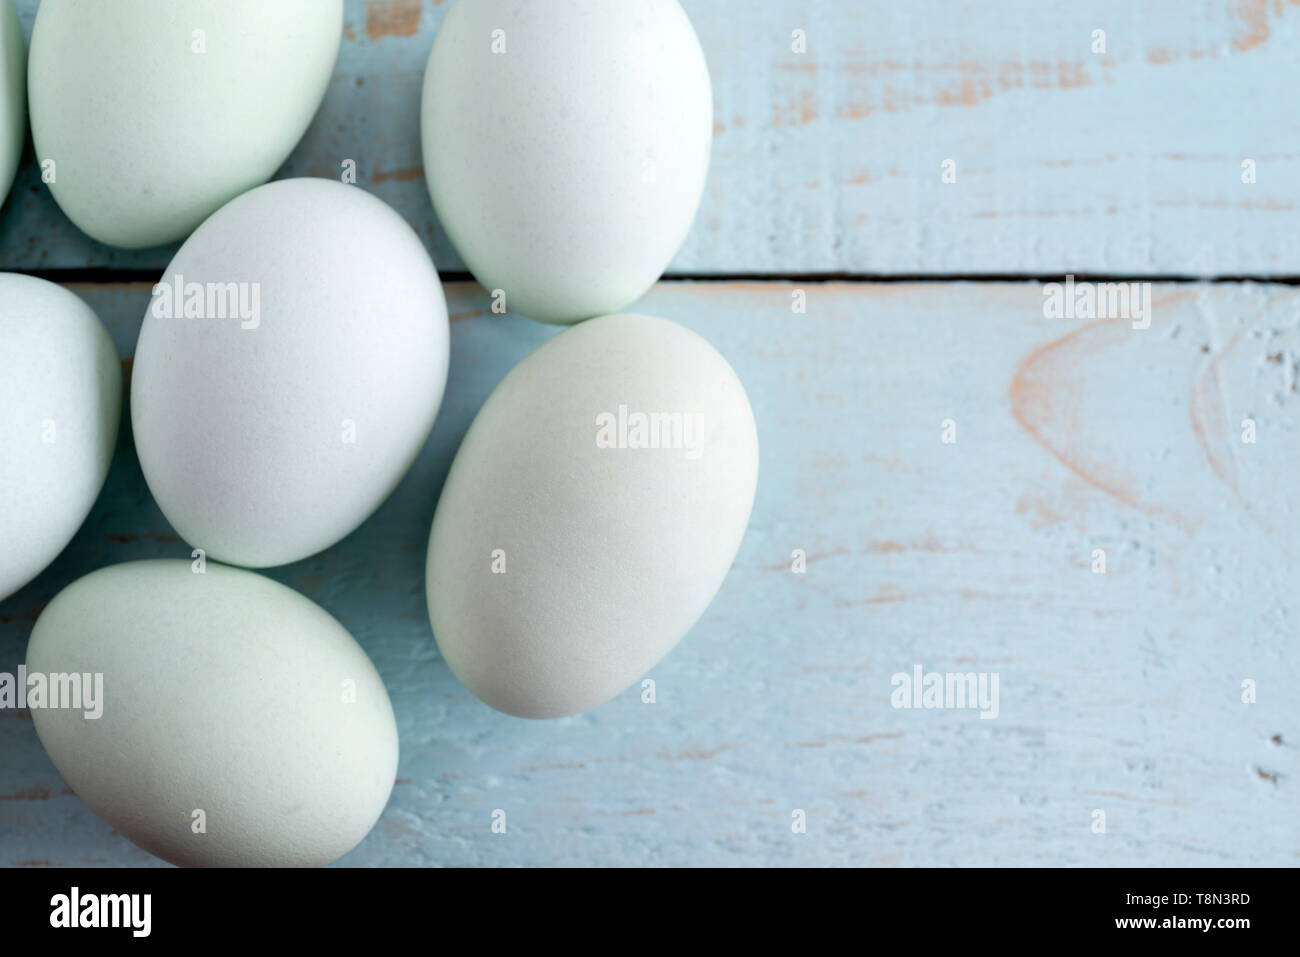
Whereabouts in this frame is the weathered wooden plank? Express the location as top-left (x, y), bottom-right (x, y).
top-left (3, 0), bottom-right (1300, 275)
top-left (1, 280), bottom-right (1295, 866)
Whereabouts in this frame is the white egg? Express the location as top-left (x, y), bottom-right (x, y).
top-left (28, 0), bottom-right (342, 248)
top-left (426, 314), bottom-right (757, 718)
top-left (421, 0), bottom-right (713, 324)
top-left (26, 560), bottom-right (398, 868)
top-left (0, 275), bottom-right (120, 602)
top-left (131, 178), bottom-right (449, 569)
top-left (0, 0), bottom-right (23, 207)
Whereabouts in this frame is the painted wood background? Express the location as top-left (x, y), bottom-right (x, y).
top-left (3, 0), bottom-right (1300, 276)
top-left (2, 0), bottom-right (1297, 867)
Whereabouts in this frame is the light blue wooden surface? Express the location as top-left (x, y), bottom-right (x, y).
top-left (2, 280), bottom-right (1297, 866)
top-left (2, 0), bottom-right (1300, 275)
top-left (2, 0), bottom-right (1298, 868)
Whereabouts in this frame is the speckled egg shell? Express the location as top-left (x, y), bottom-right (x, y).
top-left (27, 560), bottom-right (400, 868)
top-left (130, 178), bottom-right (450, 569)
top-left (421, 0), bottom-right (713, 324)
top-left (427, 314), bottom-right (758, 718)
top-left (27, 0), bottom-right (342, 248)
top-left (0, 274), bottom-right (120, 602)
top-left (0, 0), bottom-right (24, 207)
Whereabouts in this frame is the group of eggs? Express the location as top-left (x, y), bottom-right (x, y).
top-left (0, 1), bottom-right (759, 866)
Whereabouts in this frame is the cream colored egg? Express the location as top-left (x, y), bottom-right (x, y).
top-left (426, 314), bottom-right (758, 718)
top-left (0, 0), bottom-right (23, 207)
top-left (0, 274), bottom-right (120, 602)
top-left (28, 0), bottom-right (342, 248)
top-left (26, 560), bottom-right (399, 868)
top-left (421, 0), bottom-right (713, 324)
top-left (131, 178), bottom-right (449, 569)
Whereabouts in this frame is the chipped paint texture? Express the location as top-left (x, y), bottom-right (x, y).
top-left (362, 0), bottom-right (424, 41)
top-left (2, 0), bottom-right (1300, 274)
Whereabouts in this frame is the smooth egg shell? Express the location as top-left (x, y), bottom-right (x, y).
top-left (426, 314), bottom-right (758, 718)
top-left (26, 560), bottom-right (399, 868)
top-left (131, 178), bottom-right (449, 569)
top-left (28, 0), bottom-right (342, 248)
top-left (0, 274), bottom-right (120, 602)
top-left (0, 0), bottom-right (23, 207)
top-left (421, 0), bottom-right (713, 324)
